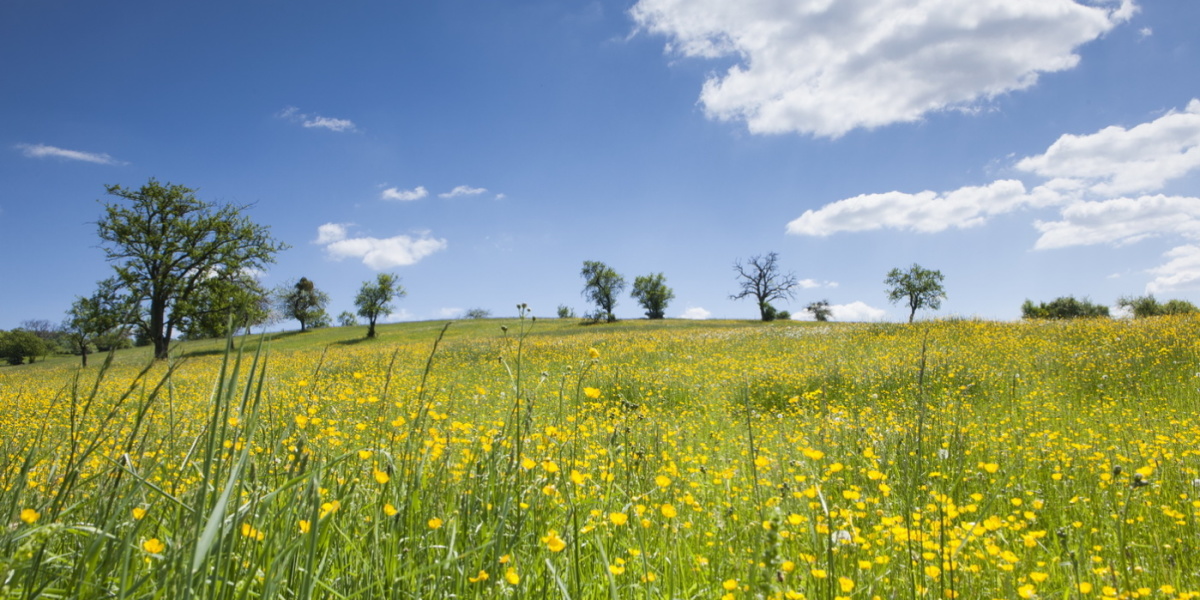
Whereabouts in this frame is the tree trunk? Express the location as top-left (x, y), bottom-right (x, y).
top-left (366, 317), bottom-right (377, 338)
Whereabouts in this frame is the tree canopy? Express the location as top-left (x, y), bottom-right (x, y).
top-left (580, 261), bottom-right (626, 323)
top-left (97, 179), bottom-right (286, 358)
top-left (1022, 296), bottom-right (1110, 319)
top-left (1116, 295), bottom-right (1198, 318)
top-left (805, 300), bottom-right (832, 322)
top-left (278, 277), bottom-right (330, 332)
top-left (355, 273), bottom-right (405, 338)
top-left (885, 264), bottom-right (946, 323)
top-left (631, 273), bottom-right (675, 319)
top-left (731, 252), bottom-right (798, 321)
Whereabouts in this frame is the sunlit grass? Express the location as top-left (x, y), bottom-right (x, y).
top-left (2, 315), bottom-right (1199, 599)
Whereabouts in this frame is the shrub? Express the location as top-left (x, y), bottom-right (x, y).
top-left (1022, 296), bottom-right (1110, 319)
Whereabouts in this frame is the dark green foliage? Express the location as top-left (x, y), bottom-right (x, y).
top-left (179, 272), bottom-right (273, 340)
top-left (631, 273), bottom-right (675, 319)
top-left (556, 305), bottom-right (576, 319)
top-left (464, 308), bottom-right (492, 319)
top-left (337, 311), bottom-right (358, 327)
top-left (885, 264), bottom-right (946, 323)
top-left (1021, 296), bottom-right (1110, 319)
top-left (580, 261), bottom-right (626, 323)
top-left (96, 179), bottom-right (286, 359)
top-left (731, 252), bottom-right (799, 321)
top-left (0, 329), bottom-right (48, 365)
top-left (1117, 295), bottom-right (1199, 318)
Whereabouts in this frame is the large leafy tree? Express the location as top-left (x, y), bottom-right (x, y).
top-left (355, 273), bottom-right (405, 338)
top-left (580, 261), bottom-right (626, 323)
top-left (278, 277), bottom-right (330, 332)
top-left (885, 264), bottom-right (946, 323)
top-left (731, 252), bottom-right (798, 321)
top-left (96, 179), bottom-right (287, 359)
top-left (631, 273), bottom-right (675, 319)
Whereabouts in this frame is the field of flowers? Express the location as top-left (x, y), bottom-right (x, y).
top-left (1, 315), bottom-right (1199, 599)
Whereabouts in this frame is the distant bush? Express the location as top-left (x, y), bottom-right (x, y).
top-left (464, 308), bottom-right (491, 319)
top-left (557, 305), bottom-right (576, 319)
top-left (1117, 295), bottom-right (1198, 318)
top-left (337, 311), bottom-right (358, 327)
top-left (1021, 296), bottom-right (1110, 319)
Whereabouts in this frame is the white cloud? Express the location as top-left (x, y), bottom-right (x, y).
top-left (315, 222), bottom-right (349, 244)
top-left (1016, 99), bottom-right (1200, 196)
top-left (1147, 245), bottom-right (1200, 294)
top-left (679, 306), bottom-right (711, 319)
top-left (798, 279), bottom-right (837, 289)
top-left (1033, 195), bottom-right (1200, 249)
top-left (382, 309), bottom-right (415, 323)
top-left (438, 307), bottom-right (465, 318)
top-left (439, 185), bottom-right (488, 198)
top-left (278, 106), bottom-right (358, 133)
top-left (791, 100), bottom-right (1200, 246)
top-left (16, 143), bottom-right (125, 165)
top-left (381, 186), bottom-right (428, 202)
top-left (631, 0), bottom-right (1134, 137)
top-left (830, 301), bottom-right (888, 322)
top-left (792, 301), bottom-right (887, 321)
top-left (788, 179), bottom-right (1061, 236)
top-left (316, 225), bottom-right (448, 270)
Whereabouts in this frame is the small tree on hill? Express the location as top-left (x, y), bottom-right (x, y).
top-left (806, 300), bottom-right (833, 322)
top-left (885, 264), bottom-right (946, 323)
top-left (63, 279), bottom-right (135, 367)
top-left (631, 273), bottom-right (675, 319)
top-left (337, 311), bottom-right (358, 327)
top-left (581, 261), bottom-right (626, 323)
top-left (278, 277), bottom-right (330, 332)
top-left (731, 252), bottom-right (798, 321)
top-left (356, 273), bottom-right (406, 338)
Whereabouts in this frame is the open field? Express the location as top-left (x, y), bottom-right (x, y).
top-left (2, 316), bottom-right (1199, 599)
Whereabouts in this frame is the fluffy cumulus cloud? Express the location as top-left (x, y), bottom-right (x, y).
top-left (1147, 245), bottom-right (1200, 294)
top-left (314, 223), bottom-right (447, 270)
top-left (679, 306), bottom-right (711, 319)
top-left (631, 0), bottom-right (1134, 137)
top-left (381, 186), bottom-right (428, 202)
top-left (1033, 195), bottom-right (1200, 249)
top-left (278, 106), bottom-right (357, 133)
top-left (439, 185), bottom-right (488, 198)
top-left (788, 99), bottom-right (1200, 292)
top-left (1016, 99), bottom-right (1200, 196)
top-left (16, 143), bottom-right (125, 165)
top-left (787, 180), bottom-right (1062, 236)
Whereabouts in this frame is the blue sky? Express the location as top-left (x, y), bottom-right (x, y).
top-left (2, 0), bottom-right (1199, 329)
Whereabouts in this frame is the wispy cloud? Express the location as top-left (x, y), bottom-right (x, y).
top-left (798, 279), bottom-right (838, 289)
top-left (277, 106), bottom-right (358, 133)
top-left (315, 223), bottom-right (447, 270)
top-left (439, 185), bottom-right (488, 198)
top-left (381, 186), bottom-right (428, 202)
top-left (16, 143), bottom-right (125, 165)
top-left (679, 307), bottom-right (711, 319)
top-left (632, 0), bottom-right (1135, 137)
